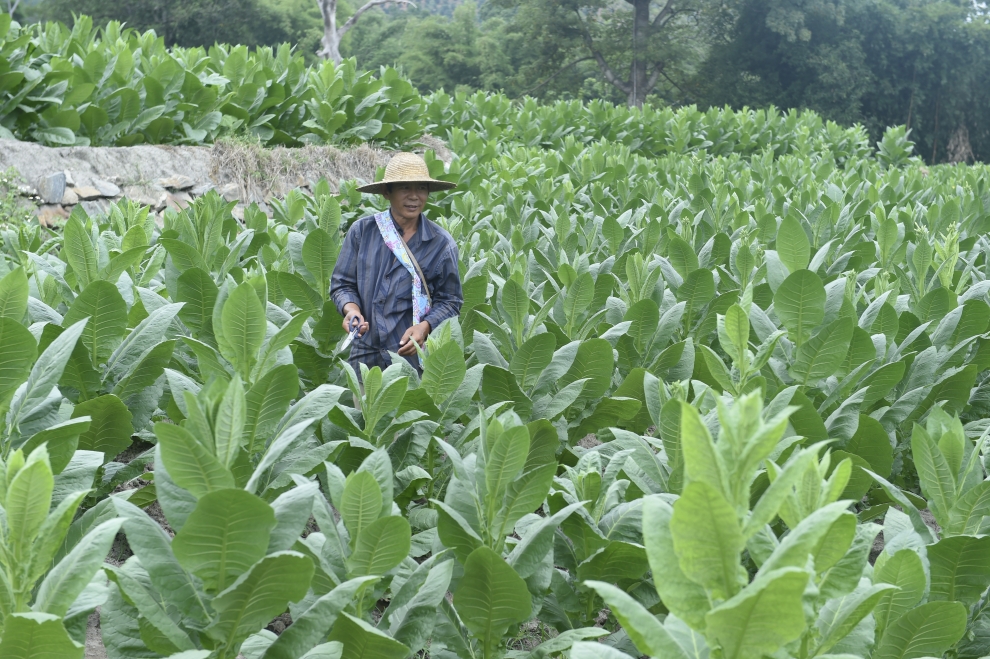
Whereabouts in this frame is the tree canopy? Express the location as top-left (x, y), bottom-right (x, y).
top-left (17, 0), bottom-right (990, 161)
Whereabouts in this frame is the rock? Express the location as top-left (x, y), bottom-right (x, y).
top-left (63, 170), bottom-right (75, 186)
top-left (122, 185), bottom-right (165, 208)
top-left (93, 179), bottom-right (121, 197)
top-left (219, 183), bottom-right (241, 201)
top-left (36, 204), bottom-right (69, 227)
top-left (0, 142), bottom-right (215, 194)
top-left (190, 182), bottom-right (215, 197)
top-left (81, 199), bottom-right (111, 216)
top-left (158, 175), bottom-right (195, 190)
top-left (165, 191), bottom-right (192, 211)
top-left (37, 172), bottom-right (66, 204)
top-left (74, 186), bottom-right (103, 200)
top-left (61, 187), bottom-right (79, 205)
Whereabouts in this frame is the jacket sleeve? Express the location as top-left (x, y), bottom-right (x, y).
top-left (422, 241), bottom-right (463, 331)
top-left (330, 222), bottom-right (362, 316)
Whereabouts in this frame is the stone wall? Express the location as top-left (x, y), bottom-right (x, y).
top-left (0, 137), bottom-right (452, 226)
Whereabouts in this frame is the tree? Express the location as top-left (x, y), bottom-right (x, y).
top-left (698, 0), bottom-right (990, 162)
top-left (494, 0), bottom-right (721, 106)
top-left (38, 0), bottom-right (297, 48)
top-left (316, 0), bottom-right (413, 62)
top-left (343, 2), bottom-right (528, 94)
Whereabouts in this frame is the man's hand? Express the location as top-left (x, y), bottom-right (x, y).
top-left (342, 303), bottom-right (369, 337)
top-left (398, 321), bottom-right (430, 356)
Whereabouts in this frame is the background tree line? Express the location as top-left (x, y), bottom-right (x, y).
top-left (10, 0), bottom-right (990, 162)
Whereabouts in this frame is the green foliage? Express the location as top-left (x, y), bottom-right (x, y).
top-left (0, 445), bottom-right (122, 655)
top-left (2, 35), bottom-right (990, 659)
top-left (0, 16), bottom-right (421, 147)
top-left (0, 169), bottom-right (36, 228)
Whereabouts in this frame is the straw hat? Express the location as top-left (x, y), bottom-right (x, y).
top-left (357, 152), bottom-right (457, 195)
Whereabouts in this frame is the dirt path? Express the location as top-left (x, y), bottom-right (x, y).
top-left (86, 611), bottom-right (107, 659)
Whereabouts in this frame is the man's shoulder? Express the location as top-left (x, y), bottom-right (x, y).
top-left (349, 214), bottom-right (379, 231)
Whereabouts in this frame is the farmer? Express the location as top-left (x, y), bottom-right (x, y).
top-left (330, 152), bottom-right (463, 376)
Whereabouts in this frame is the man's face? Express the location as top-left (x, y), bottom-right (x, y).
top-left (384, 182), bottom-right (429, 223)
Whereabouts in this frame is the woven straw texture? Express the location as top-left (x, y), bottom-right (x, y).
top-left (356, 152), bottom-right (457, 194)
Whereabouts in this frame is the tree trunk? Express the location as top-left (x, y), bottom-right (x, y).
top-left (317, 0), bottom-right (343, 63)
top-left (629, 0), bottom-right (650, 107)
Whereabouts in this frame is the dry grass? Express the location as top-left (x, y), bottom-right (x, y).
top-left (209, 135), bottom-right (452, 203)
top-left (210, 140), bottom-right (391, 201)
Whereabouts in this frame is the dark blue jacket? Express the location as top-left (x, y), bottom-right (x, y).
top-left (330, 212), bottom-right (463, 372)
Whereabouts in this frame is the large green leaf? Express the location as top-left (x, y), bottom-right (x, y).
top-left (585, 581), bottom-right (691, 659)
top-left (0, 266), bottom-right (29, 321)
top-left (421, 340), bottom-right (467, 404)
top-left (172, 489), bottom-right (276, 592)
top-left (927, 535), bottom-right (990, 606)
top-left (63, 280), bottom-right (128, 366)
top-left (481, 364), bottom-right (533, 418)
top-left (910, 424), bottom-right (956, 524)
top-left (773, 269), bottom-right (826, 346)
top-left (262, 578), bottom-right (375, 659)
top-left (6, 451), bottom-right (54, 563)
top-left (873, 549), bottom-right (926, 634)
top-left (677, 269), bottom-right (716, 326)
top-left (670, 481), bottom-right (745, 599)
top-left (509, 332), bottom-right (555, 392)
top-left (25, 489), bottom-right (88, 587)
top-left (501, 277), bottom-right (530, 337)
top-left (155, 422), bottom-right (235, 498)
top-left (776, 215), bottom-right (811, 273)
top-left (326, 612), bottom-right (410, 659)
top-left (705, 568), bottom-right (809, 659)
top-left (872, 601), bottom-right (967, 659)
top-left (0, 612), bottom-right (83, 659)
top-left (563, 272), bottom-right (594, 330)
top-left (63, 216), bottom-right (98, 289)
top-left (340, 470), bottom-right (383, 544)
top-left (667, 234), bottom-right (698, 278)
top-left (220, 282), bottom-right (267, 380)
top-left (557, 338), bottom-right (613, 403)
top-left (32, 518), bottom-right (122, 616)
top-left (642, 496), bottom-right (710, 629)
top-left (113, 498), bottom-right (210, 623)
top-left (814, 582), bottom-right (897, 655)
top-left (679, 403), bottom-right (728, 505)
top-left (176, 267), bottom-right (219, 336)
top-left (946, 480), bottom-right (990, 535)
top-left (302, 228), bottom-right (338, 295)
top-left (105, 303), bottom-right (182, 384)
top-left (278, 271), bottom-right (322, 313)
top-left (206, 552), bottom-right (315, 649)
top-left (789, 316), bottom-right (853, 383)
top-left (384, 556), bottom-right (454, 653)
top-left (70, 394), bottom-right (133, 460)
top-left (346, 515), bottom-right (411, 577)
top-left (214, 375), bottom-right (246, 468)
top-left (8, 320), bottom-right (86, 435)
top-left (485, 423), bottom-right (529, 506)
top-left (454, 546), bottom-right (532, 656)
top-left (844, 415), bottom-right (893, 478)
top-left (0, 317), bottom-right (37, 406)
top-left (244, 363), bottom-right (299, 456)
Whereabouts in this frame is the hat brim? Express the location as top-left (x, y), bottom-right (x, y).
top-left (356, 179), bottom-right (457, 195)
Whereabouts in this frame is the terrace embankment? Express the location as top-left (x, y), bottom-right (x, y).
top-left (0, 136), bottom-right (452, 225)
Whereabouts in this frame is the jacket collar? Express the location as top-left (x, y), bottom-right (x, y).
top-left (388, 211), bottom-right (434, 242)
